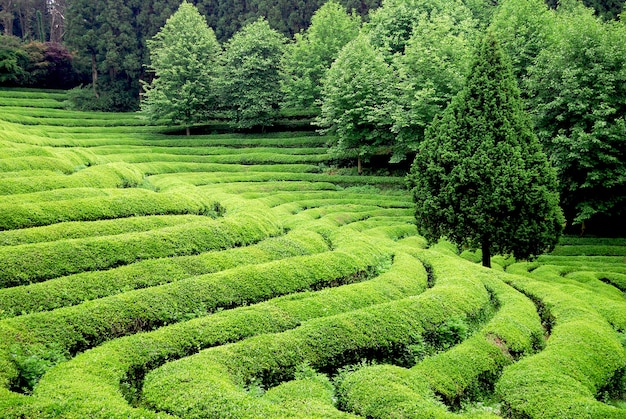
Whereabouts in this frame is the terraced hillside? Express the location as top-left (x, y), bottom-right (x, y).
top-left (0, 88), bottom-right (624, 418)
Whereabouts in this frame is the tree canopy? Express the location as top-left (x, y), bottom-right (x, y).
top-left (281, 0), bottom-right (361, 110)
top-left (140, 1), bottom-right (221, 135)
top-left (219, 18), bottom-right (286, 130)
top-left (317, 33), bottom-right (396, 174)
top-left (525, 3), bottom-right (626, 232)
top-left (407, 31), bottom-right (563, 267)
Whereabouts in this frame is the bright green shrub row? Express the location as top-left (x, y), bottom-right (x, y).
top-left (549, 245), bottom-right (626, 256)
top-left (596, 272), bottom-right (626, 292)
top-left (0, 214), bottom-right (207, 247)
top-left (22, 251), bottom-right (427, 418)
top-left (496, 273), bottom-right (626, 418)
top-left (106, 151), bottom-right (332, 165)
top-left (141, 251), bottom-right (494, 418)
top-left (0, 98), bottom-right (64, 108)
top-left (0, 150), bottom-right (98, 174)
top-left (0, 188), bottom-right (221, 230)
top-left (558, 236), bottom-right (626, 246)
top-left (6, 130), bottom-right (326, 148)
top-left (0, 228), bottom-right (391, 396)
top-left (334, 259), bottom-right (545, 418)
top-left (132, 162), bottom-right (322, 176)
top-left (537, 255), bottom-right (625, 266)
top-left (0, 140), bottom-right (57, 159)
top-left (257, 190), bottom-right (410, 208)
top-left (0, 89), bottom-right (67, 100)
top-left (147, 171), bottom-right (406, 189)
top-left (95, 145), bottom-right (325, 156)
top-left (0, 229), bottom-right (327, 319)
top-left (0, 110), bottom-right (149, 127)
top-left (0, 203), bottom-right (282, 288)
top-left (0, 170), bottom-right (59, 179)
top-left (0, 163), bottom-right (144, 195)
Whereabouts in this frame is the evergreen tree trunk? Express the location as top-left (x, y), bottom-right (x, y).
top-left (186, 126), bottom-right (190, 136)
top-left (482, 238), bottom-right (491, 268)
top-left (91, 53), bottom-right (99, 99)
top-left (357, 156), bottom-right (362, 175)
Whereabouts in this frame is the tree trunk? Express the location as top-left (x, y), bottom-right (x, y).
top-left (481, 238), bottom-right (491, 268)
top-left (357, 156), bottom-right (362, 175)
top-left (186, 126), bottom-right (191, 136)
top-left (91, 53), bottom-right (99, 99)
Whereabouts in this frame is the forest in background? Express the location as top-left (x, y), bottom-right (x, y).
top-left (0, 0), bottom-right (623, 101)
top-left (0, 0), bottom-right (625, 236)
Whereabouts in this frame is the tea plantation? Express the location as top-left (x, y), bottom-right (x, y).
top-left (0, 88), bottom-right (624, 418)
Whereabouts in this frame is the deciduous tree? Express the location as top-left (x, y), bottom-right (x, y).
top-left (525, 3), bottom-right (626, 232)
top-left (318, 33), bottom-right (396, 174)
top-left (219, 18), bottom-right (285, 130)
top-left (407, 32), bottom-right (563, 267)
top-left (141, 1), bottom-right (221, 135)
top-left (281, 0), bottom-right (361, 110)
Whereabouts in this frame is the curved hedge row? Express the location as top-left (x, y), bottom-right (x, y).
top-left (496, 273), bottom-right (626, 418)
top-left (0, 204), bottom-right (281, 287)
top-left (140, 251), bottom-right (494, 418)
top-left (0, 163), bottom-right (145, 195)
top-left (0, 228), bottom-right (392, 398)
top-left (0, 227), bottom-right (321, 319)
top-left (336, 271), bottom-right (546, 418)
top-left (147, 172), bottom-right (406, 189)
top-left (0, 188), bottom-right (221, 230)
top-left (0, 214), bottom-right (209, 247)
top-left (22, 251), bottom-right (428, 418)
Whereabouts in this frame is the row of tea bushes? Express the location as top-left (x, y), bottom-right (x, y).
top-left (0, 163), bottom-right (145, 195)
top-left (133, 162), bottom-right (323, 175)
top-left (94, 145), bottom-right (326, 157)
top-left (106, 151), bottom-right (332, 165)
top-left (22, 251), bottom-right (427, 418)
top-left (0, 214), bottom-right (209, 246)
top-left (0, 227), bottom-right (392, 396)
top-left (336, 270), bottom-right (546, 418)
top-left (496, 272), bottom-right (626, 418)
top-left (0, 201), bottom-right (280, 287)
top-left (0, 188), bottom-right (222, 230)
top-left (140, 251), bottom-right (494, 418)
top-left (0, 229), bottom-right (329, 319)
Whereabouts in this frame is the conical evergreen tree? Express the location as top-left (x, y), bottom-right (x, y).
top-left (407, 31), bottom-right (564, 267)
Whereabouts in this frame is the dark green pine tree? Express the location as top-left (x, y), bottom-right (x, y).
top-left (407, 31), bottom-right (564, 268)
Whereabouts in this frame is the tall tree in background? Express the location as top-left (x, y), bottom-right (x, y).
top-left (219, 18), bottom-right (285, 130)
top-left (281, 0), bottom-right (361, 110)
top-left (318, 33), bottom-right (396, 174)
top-left (390, 4), bottom-right (476, 162)
top-left (525, 3), bottom-right (626, 233)
top-left (489, 0), bottom-right (554, 81)
top-left (407, 32), bottom-right (563, 267)
top-left (141, 1), bottom-right (221, 135)
top-left (65, 0), bottom-right (104, 97)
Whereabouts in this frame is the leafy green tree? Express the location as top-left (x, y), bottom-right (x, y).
top-left (390, 7), bottom-right (476, 162)
top-left (317, 33), bottom-right (396, 174)
top-left (489, 0), bottom-right (554, 81)
top-left (219, 18), bottom-right (286, 130)
top-left (525, 4), bottom-right (626, 232)
top-left (141, 1), bottom-right (221, 135)
top-left (407, 32), bottom-right (563, 267)
top-left (281, 0), bottom-right (361, 110)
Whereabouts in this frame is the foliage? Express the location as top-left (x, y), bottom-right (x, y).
top-left (141, 2), bottom-right (221, 134)
top-left (318, 33), bottom-right (396, 172)
top-left (0, 36), bottom-right (75, 88)
top-left (280, 0), bottom-right (361, 110)
top-left (407, 31), bottom-right (564, 267)
top-left (390, 5), bottom-right (476, 162)
top-left (525, 4), bottom-right (626, 230)
top-left (488, 0), bottom-right (554, 81)
top-left (219, 18), bottom-right (286, 130)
